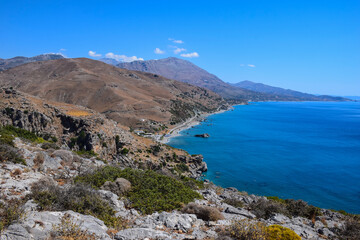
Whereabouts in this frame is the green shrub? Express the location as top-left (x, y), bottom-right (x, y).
top-left (266, 225), bottom-right (301, 240)
top-left (0, 199), bottom-right (24, 232)
top-left (74, 150), bottom-right (97, 158)
top-left (30, 179), bottom-right (124, 229)
top-left (176, 163), bottom-right (189, 173)
top-left (0, 143), bottom-right (26, 165)
top-left (252, 197), bottom-right (322, 220)
top-left (180, 176), bottom-right (204, 190)
top-left (222, 198), bottom-right (244, 208)
top-left (75, 167), bottom-right (202, 214)
top-left (0, 125), bottom-right (44, 143)
top-left (120, 148), bottom-right (129, 155)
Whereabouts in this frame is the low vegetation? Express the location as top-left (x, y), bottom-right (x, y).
top-left (250, 197), bottom-right (321, 220)
top-left (266, 225), bottom-right (301, 240)
top-left (0, 199), bottom-right (24, 232)
top-left (337, 218), bottom-right (360, 240)
top-left (74, 166), bottom-right (202, 214)
top-left (49, 214), bottom-right (96, 240)
top-left (218, 220), bottom-right (301, 240)
top-left (0, 143), bottom-right (26, 165)
top-left (0, 125), bottom-right (45, 144)
top-left (30, 178), bottom-right (126, 229)
top-left (182, 203), bottom-right (224, 221)
top-left (219, 219), bottom-right (267, 240)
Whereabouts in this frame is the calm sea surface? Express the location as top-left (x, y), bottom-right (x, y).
top-left (168, 102), bottom-right (360, 213)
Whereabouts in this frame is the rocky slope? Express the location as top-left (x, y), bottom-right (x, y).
top-left (0, 54), bottom-right (64, 71)
top-left (0, 88), bottom-right (207, 178)
top-left (0, 58), bottom-right (228, 130)
top-left (232, 81), bottom-right (351, 102)
top-left (0, 88), bottom-right (358, 240)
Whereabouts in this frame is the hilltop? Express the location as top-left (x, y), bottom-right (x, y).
top-left (0, 58), bottom-right (228, 130)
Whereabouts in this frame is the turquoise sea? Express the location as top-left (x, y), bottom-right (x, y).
top-left (168, 102), bottom-right (360, 214)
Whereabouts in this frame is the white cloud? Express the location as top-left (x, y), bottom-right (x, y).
top-left (168, 38), bottom-right (184, 44)
top-left (59, 48), bottom-right (67, 52)
top-left (105, 52), bottom-right (144, 62)
top-left (88, 50), bottom-right (102, 57)
top-left (174, 47), bottom-right (186, 54)
top-left (240, 64), bottom-right (256, 68)
top-left (154, 48), bottom-right (165, 54)
top-left (180, 52), bottom-right (199, 58)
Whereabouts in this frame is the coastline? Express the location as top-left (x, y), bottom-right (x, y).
top-left (157, 107), bottom-right (231, 144)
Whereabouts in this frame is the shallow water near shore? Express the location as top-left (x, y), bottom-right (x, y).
top-left (168, 102), bottom-right (360, 214)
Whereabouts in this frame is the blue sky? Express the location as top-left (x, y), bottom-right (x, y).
top-left (1, 0), bottom-right (359, 95)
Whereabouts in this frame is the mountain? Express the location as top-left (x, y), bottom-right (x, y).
top-left (117, 57), bottom-right (274, 103)
top-left (0, 53), bottom-right (64, 71)
top-left (232, 81), bottom-right (351, 101)
top-left (99, 58), bottom-right (121, 66)
top-left (0, 58), bottom-right (228, 129)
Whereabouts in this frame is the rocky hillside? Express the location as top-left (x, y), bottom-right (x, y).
top-left (233, 81), bottom-right (351, 101)
top-left (117, 57), bottom-right (277, 103)
top-left (0, 53), bottom-right (64, 71)
top-left (0, 58), bottom-right (228, 130)
top-left (0, 88), bottom-right (359, 240)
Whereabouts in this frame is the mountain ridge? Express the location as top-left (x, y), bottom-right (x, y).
top-left (116, 57), bottom-right (349, 102)
top-left (232, 80), bottom-right (351, 101)
top-left (0, 53), bottom-right (64, 71)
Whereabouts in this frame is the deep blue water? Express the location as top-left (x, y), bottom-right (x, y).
top-left (168, 102), bottom-right (360, 214)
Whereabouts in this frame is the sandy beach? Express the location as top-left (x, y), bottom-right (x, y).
top-left (157, 108), bottom-right (230, 144)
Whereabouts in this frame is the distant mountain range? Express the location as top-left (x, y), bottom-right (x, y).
top-left (0, 53), bottom-right (64, 71)
top-left (232, 80), bottom-right (350, 102)
top-left (117, 57), bottom-right (349, 102)
top-left (0, 54), bottom-right (351, 103)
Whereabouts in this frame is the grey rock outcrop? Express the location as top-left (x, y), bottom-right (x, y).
top-left (102, 178), bottom-right (131, 196)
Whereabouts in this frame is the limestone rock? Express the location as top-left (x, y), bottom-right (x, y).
top-left (101, 178), bottom-right (131, 196)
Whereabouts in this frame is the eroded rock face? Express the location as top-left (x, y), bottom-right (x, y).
top-left (0, 88), bottom-right (134, 161)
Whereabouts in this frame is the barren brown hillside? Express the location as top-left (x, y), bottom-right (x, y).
top-left (0, 58), bottom-right (228, 129)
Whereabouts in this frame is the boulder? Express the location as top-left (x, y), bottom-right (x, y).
top-left (115, 228), bottom-right (170, 240)
top-left (101, 178), bottom-right (131, 196)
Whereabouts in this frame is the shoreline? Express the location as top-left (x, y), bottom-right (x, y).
top-left (157, 107), bottom-right (231, 144)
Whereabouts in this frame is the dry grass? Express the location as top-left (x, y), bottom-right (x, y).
top-left (10, 168), bottom-right (22, 177)
top-left (49, 214), bottom-right (96, 240)
top-left (182, 203), bottom-right (224, 221)
top-left (66, 110), bottom-right (92, 117)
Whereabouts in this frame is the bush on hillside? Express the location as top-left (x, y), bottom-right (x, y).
top-left (0, 125), bottom-right (44, 143)
top-left (338, 218), bottom-right (360, 240)
top-left (74, 166), bottom-right (202, 214)
top-left (0, 198), bottom-right (24, 232)
top-left (30, 178), bottom-right (126, 229)
top-left (250, 197), bottom-right (322, 220)
top-left (0, 143), bottom-right (26, 165)
top-left (218, 219), bottom-right (267, 240)
top-left (182, 203), bottom-right (224, 221)
top-left (266, 225), bottom-right (301, 240)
